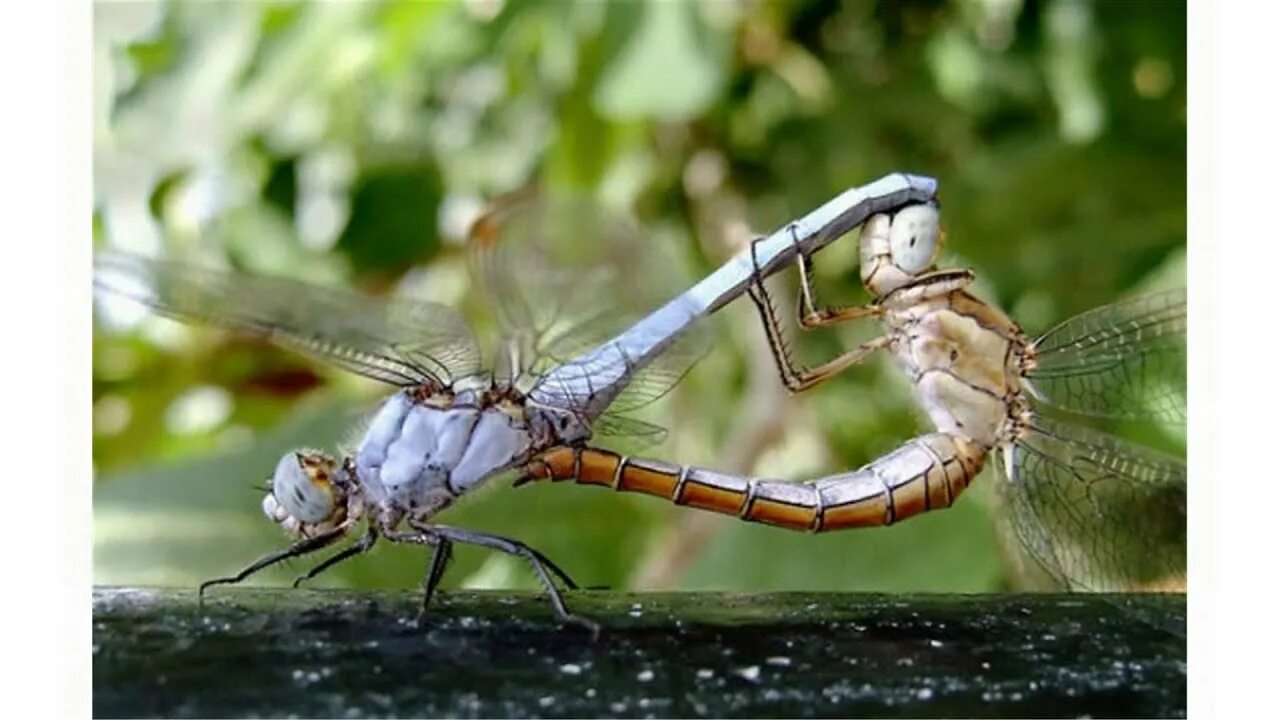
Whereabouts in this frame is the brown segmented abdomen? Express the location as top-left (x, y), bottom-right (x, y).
top-left (525, 433), bottom-right (987, 531)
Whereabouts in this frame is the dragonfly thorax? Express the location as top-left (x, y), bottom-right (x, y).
top-left (881, 289), bottom-right (1027, 449)
top-left (353, 389), bottom-right (539, 517)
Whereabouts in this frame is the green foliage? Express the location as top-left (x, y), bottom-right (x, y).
top-left (93, 1), bottom-right (1185, 595)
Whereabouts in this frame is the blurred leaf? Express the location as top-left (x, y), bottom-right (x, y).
top-left (261, 155), bottom-right (298, 217)
top-left (336, 162), bottom-right (444, 275)
top-left (594, 2), bottom-right (729, 121)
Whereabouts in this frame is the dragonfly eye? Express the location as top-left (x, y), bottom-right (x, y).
top-left (267, 450), bottom-right (344, 525)
top-left (888, 204), bottom-right (941, 275)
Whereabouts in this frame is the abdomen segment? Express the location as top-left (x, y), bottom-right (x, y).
top-left (523, 433), bottom-right (987, 531)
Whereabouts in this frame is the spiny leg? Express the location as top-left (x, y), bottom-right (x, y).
top-left (198, 526), bottom-right (346, 607)
top-left (412, 522), bottom-right (598, 634)
top-left (381, 526), bottom-right (453, 624)
top-left (790, 246), bottom-right (882, 330)
top-left (292, 526), bottom-right (378, 589)
top-left (748, 232), bottom-right (889, 392)
top-left (747, 274), bottom-right (890, 392)
top-left (773, 224), bottom-right (882, 330)
top-left (416, 537), bottom-right (453, 625)
top-left (406, 518), bottom-right (581, 590)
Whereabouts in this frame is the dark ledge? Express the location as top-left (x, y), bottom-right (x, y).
top-left (92, 587), bottom-right (1185, 719)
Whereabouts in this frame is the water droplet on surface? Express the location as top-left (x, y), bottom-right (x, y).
top-left (560, 663), bottom-right (582, 676)
top-left (695, 668), bottom-right (714, 680)
top-left (766, 656), bottom-right (791, 667)
top-left (929, 639), bottom-right (944, 648)
top-left (735, 665), bottom-right (761, 682)
top-left (538, 695), bottom-right (555, 708)
top-left (917, 688), bottom-right (934, 700)
top-left (637, 669), bottom-right (655, 682)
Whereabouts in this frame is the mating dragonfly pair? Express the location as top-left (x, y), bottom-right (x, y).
top-left (94, 174), bottom-right (1186, 631)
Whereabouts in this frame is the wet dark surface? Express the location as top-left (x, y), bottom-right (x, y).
top-left (93, 587), bottom-right (1185, 718)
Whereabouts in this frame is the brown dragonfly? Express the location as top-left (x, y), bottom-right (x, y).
top-left (523, 204), bottom-right (1186, 599)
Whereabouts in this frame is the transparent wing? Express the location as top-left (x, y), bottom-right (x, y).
top-left (95, 251), bottom-right (483, 388)
top-left (1026, 289), bottom-right (1186, 423)
top-left (994, 416), bottom-right (1186, 594)
top-left (467, 190), bottom-right (703, 391)
top-left (530, 311), bottom-right (712, 415)
top-left (592, 414), bottom-right (670, 447)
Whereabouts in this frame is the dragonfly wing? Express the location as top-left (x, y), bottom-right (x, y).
top-left (529, 311), bottom-right (713, 415)
top-left (1026, 288), bottom-right (1185, 423)
top-left (994, 417), bottom-right (1186, 593)
top-left (467, 190), bottom-right (700, 389)
top-left (95, 251), bottom-right (483, 388)
top-left (592, 414), bottom-right (670, 448)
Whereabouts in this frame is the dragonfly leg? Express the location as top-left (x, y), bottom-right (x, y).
top-left (761, 223), bottom-right (882, 330)
top-left (291, 525), bottom-right (378, 588)
top-left (380, 525), bottom-right (452, 623)
top-left (791, 247), bottom-right (882, 329)
top-left (748, 231), bottom-right (890, 393)
top-left (411, 522), bottom-right (598, 635)
top-left (748, 275), bottom-right (891, 392)
top-left (415, 536), bottom-right (454, 626)
top-left (198, 524), bottom-right (349, 607)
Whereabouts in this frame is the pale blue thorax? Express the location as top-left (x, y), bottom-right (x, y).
top-left (353, 389), bottom-right (532, 512)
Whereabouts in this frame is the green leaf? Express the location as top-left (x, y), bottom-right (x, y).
top-left (593, 2), bottom-right (728, 121)
top-left (336, 162), bottom-right (444, 275)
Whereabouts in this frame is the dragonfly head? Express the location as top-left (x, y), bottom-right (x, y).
top-left (860, 203), bottom-right (943, 296)
top-left (262, 449), bottom-right (353, 536)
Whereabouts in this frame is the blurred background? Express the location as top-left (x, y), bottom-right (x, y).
top-left (93, 0), bottom-right (1185, 595)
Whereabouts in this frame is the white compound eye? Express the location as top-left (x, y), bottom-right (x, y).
top-left (888, 203), bottom-right (942, 275)
top-left (270, 450), bottom-right (341, 524)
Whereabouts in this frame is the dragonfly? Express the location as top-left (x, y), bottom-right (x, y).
top-left (94, 173), bottom-right (939, 630)
top-left (524, 203), bottom-right (1186, 597)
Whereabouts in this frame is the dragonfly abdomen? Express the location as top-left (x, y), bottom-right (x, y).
top-left (526, 433), bottom-right (985, 531)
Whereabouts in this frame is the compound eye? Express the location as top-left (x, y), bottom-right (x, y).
top-left (270, 451), bottom-right (339, 523)
top-left (888, 204), bottom-right (941, 275)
